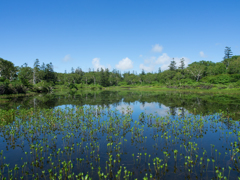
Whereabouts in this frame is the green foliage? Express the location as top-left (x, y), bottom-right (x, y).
top-left (89, 84), bottom-right (102, 90)
top-left (0, 58), bottom-right (17, 80)
top-left (186, 63), bottom-right (206, 81)
top-left (69, 83), bottom-right (78, 90)
top-left (0, 80), bottom-right (27, 95)
top-left (18, 66), bottom-right (33, 87)
top-left (118, 81), bottom-right (128, 86)
top-left (227, 56), bottom-right (240, 74)
top-left (201, 74), bottom-right (234, 84)
top-left (32, 81), bottom-right (53, 93)
top-left (158, 70), bottom-right (177, 83)
top-left (179, 78), bottom-right (195, 84)
top-left (0, 47), bottom-right (239, 95)
top-left (168, 59), bottom-right (177, 71)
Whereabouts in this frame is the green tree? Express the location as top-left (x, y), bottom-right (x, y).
top-left (169, 58), bottom-right (176, 71)
top-left (143, 73), bottom-right (156, 84)
top-left (222, 46), bottom-right (233, 68)
top-left (227, 56), bottom-right (240, 74)
top-left (100, 68), bottom-right (105, 86)
top-left (18, 64), bottom-right (33, 87)
top-left (44, 62), bottom-right (56, 83)
top-left (83, 72), bottom-right (91, 85)
top-left (158, 70), bottom-right (177, 83)
top-left (0, 58), bottom-right (17, 81)
top-left (179, 58), bottom-right (185, 69)
top-left (223, 46), bottom-right (233, 60)
top-left (33, 59), bottom-right (40, 84)
top-left (186, 63), bottom-right (205, 81)
top-left (104, 68), bottom-right (110, 86)
top-left (71, 67), bottom-right (75, 74)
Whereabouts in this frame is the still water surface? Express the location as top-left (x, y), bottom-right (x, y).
top-left (0, 90), bottom-right (239, 179)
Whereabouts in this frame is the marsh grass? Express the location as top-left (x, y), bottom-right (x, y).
top-left (0, 106), bottom-right (239, 179)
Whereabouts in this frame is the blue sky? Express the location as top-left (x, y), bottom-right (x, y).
top-left (1, 0), bottom-right (239, 73)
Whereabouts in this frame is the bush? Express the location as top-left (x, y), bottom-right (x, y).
top-left (0, 80), bottom-right (27, 95)
top-left (180, 78), bottom-right (195, 84)
top-left (231, 74), bottom-right (240, 82)
top-left (76, 83), bottom-right (84, 89)
top-left (0, 82), bottom-right (7, 95)
top-left (8, 81), bottom-right (27, 94)
top-left (32, 81), bottom-right (53, 93)
top-left (235, 80), bottom-right (240, 87)
top-left (201, 74), bottom-right (233, 84)
top-left (118, 82), bottom-right (128, 86)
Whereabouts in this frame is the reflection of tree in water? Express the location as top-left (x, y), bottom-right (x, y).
top-left (179, 107), bottom-right (185, 118)
top-left (169, 106), bottom-right (177, 116)
top-left (1, 91), bottom-right (240, 120)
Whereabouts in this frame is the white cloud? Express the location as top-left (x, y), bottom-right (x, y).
top-left (152, 44), bottom-right (163, 53)
top-left (155, 53), bottom-right (171, 64)
top-left (107, 64), bottom-right (112, 70)
top-left (140, 53), bottom-right (191, 72)
top-left (199, 51), bottom-right (205, 57)
top-left (156, 54), bottom-right (191, 70)
top-left (115, 104), bottom-right (134, 114)
top-left (92, 58), bottom-right (105, 70)
top-left (63, 54), bottom-right (71, 62)
top-left (92, 58), bottom-right (111, 71)
top-left (139, 64), bottom-right (155, 72)
top-left (115, 57), bottom-right (133, 70)
top-left (139, 55), bottom-right (143, 58)
top-left (140, 103), bottom-right (170, 117)
top-left (174, 57), bottom-right (191, 69)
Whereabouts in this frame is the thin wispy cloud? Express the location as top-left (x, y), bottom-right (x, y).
top-left (152, 44), bottom-right (163, 53)
top-left (199, 51), bottom-right (205, 57)
top-left (139, 64), bottom-right (155, 72)
top-left (62, 54), bottom-right (72, 62)
top-left (115, 57), bottom-right (133, 70)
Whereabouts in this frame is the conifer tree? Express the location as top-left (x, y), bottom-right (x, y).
top-left (169, 58), bottom-right (176, 71)
top-left (179, 58), bottom-right (185, 69)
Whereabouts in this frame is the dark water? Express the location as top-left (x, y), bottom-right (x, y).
top-left (0, 90), bottom-right (240, 179)
top-left (1, 90), bottom-right (240, 117)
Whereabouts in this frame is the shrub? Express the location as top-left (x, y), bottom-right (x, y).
top-left (118, 82), bottom-right (128, 86)
top-left (0, 81), bottom-right (27, 95)
top-left (180, 78), bottom-right (195, 84)
top-left (201, 74), bottom-right (234, 84)
top-left (0, 82), bottom-right (7, 95)
top-left (32, 81), bottom-right (53, 93)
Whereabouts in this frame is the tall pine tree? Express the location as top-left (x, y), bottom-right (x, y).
top-left (169, 58), bottom-right (176, 71)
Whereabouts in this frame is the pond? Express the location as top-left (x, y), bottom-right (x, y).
top-left (0, 90), bottom-right (240, 179)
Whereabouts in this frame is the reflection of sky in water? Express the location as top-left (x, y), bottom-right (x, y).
top-left (56, 100), bottom-right (185, 117)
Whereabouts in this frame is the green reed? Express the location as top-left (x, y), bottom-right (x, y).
top-left (0, 106), bottom-right (239, 179)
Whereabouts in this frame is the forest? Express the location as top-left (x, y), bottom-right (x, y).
top-left (0, 47), bottom-right (240, 95)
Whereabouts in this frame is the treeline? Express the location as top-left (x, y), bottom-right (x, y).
top-left (0, 47), bottom-right (240, 94)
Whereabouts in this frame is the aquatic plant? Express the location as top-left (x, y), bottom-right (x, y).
top-left (0, 106), bottom-right (239, 179)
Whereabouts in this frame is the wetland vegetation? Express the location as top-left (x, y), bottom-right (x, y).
top-left (1, 47), bottom-right (240, 96)
top-left (0, 47), bottom-right (240, 179)
top-left (0, 91), bottom-right (240, 179)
